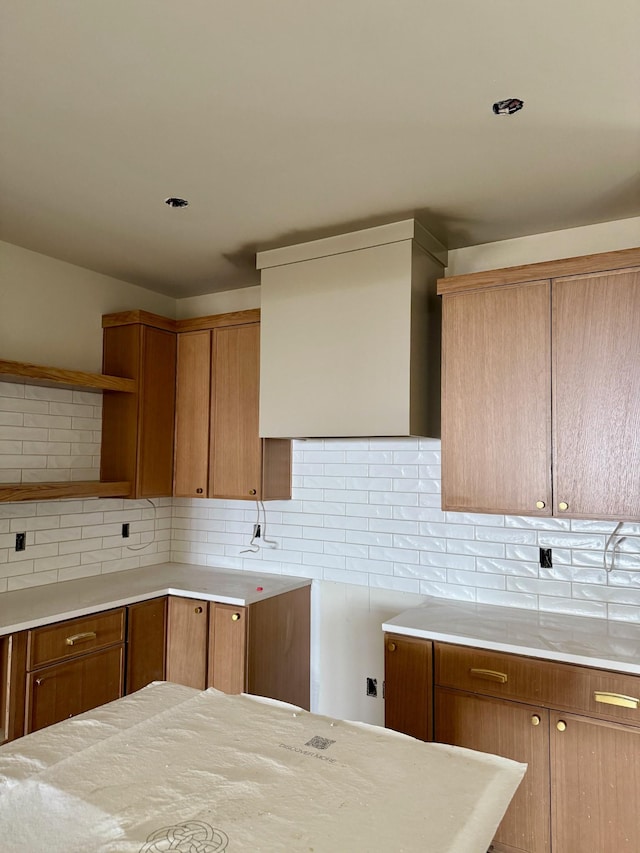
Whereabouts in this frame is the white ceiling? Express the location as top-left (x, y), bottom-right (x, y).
top-left (1, 1), bottom-right (639, 297)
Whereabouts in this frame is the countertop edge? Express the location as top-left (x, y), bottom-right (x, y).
top-left (381, 621), bottom-right (640, 677)
top-left (0, 563), bottom-right (312, 635)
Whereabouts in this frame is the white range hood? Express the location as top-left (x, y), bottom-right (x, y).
top-left (257, 219), bottom-right (447, 439)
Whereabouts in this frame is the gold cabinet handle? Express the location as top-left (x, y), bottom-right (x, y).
top-left (558, 501), bottom-right (569, 512)
top-left (469, 668), bottom-right (508, 684)
top-left (594, 691), bottom-right (639, 710)
top-left (249, 489), bottom-right (257, 496)
top-left (535, 500), bottom-right (546, 510)
top-left (556, 720), bottom-right (567, 732)
top-left (231, 612), bottom-right (241, 621)
top-left (65, 631), bottom-right (97, 646)
top-left (388, 642), bottom-right (397, 652)
top-left (194, 606), bottom-right (203, 614)
top-left (531, 714), bottom-right (541, 726)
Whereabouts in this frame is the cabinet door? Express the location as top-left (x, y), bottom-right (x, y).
top-left (436, 689), bottom-right (550, 853)
top-left (551, 711), bottom-right (640, 853)
top-left (174, 330), bottom-right (211, 497)
top-left (384, 634), bottom-right (433, 741)
top-left (208, 604), bottom-right (247, 694)
top-left (553, 267), bottom-right (640, 519)
top-left (126, 598), bottom-right (167, 694)
top-left (26, 645), bottom-right (124, 734)
top-left (441, 282), bottom-right (552, 515)
top-left (165, 597), bottom-right (209, 689)
top-left (210, 324), bottom-right (263, 499)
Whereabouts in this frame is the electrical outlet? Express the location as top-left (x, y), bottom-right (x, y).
top-left (15, 532), bottom-right (26, 552)
top-left (366, 677), bottom-right (377, 698)
top-left (540, 547), bottom-right (552, 568)
top-left (122, 523), bottom-right (130, 538)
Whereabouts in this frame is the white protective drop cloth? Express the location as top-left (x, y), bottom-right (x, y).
top-left (0, 682), bottom-right (526, 852)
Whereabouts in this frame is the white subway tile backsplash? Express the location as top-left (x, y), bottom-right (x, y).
top-left (1, 418), bottom-right (639, 626)
top-left (476, 556), bottom-right (538, 577)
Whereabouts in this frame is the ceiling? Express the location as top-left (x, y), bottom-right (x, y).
top-left (1, 1), bottom-right (639, 298)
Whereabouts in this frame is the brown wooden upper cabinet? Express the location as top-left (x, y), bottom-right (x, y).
top-left (101, 311), bottom-right (177, 498)
top-left (173, 311), bottom-right (291, 500)
top-left (438, 248), bottom-right (640, 519)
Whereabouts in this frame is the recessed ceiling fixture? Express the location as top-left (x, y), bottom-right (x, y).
top-left (164, 197), bottom-right (189, 208)
top-left (492, 98), bottom-right (524, 115)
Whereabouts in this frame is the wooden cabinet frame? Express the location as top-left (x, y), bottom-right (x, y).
top-left (173, 310), bottom-right (291, 501)
top-left (438, 246), bottom-right (640, 520)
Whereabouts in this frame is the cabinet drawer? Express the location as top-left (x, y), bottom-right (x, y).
top-left (27, 608), bottom-right (125, 669)
top-left (26, 644), bottom-right (124, 733)
top-left (436, 643), bottom-right (640, 726)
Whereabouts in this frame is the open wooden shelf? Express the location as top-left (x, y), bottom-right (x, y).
top-left (0, 359), bottom-right (136, 393)
top-left (0, 481), bottom-right (131, 503)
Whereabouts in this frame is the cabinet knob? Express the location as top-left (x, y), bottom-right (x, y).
top-left (231, 612), bottom-right (241, 621)
top-left (35, 677), bottom-right (44, 686)
top-left (194, 606), bottom-right (203, 614)
top-left (249, 489), bottom-right (257, 496)
top-left (556, 720), bottom-right (567, 732)
top-left (531, 714), bottom-right (541, 726)
top-left (388, 642), bottom-right (397, 652)
top-left (535, 500), bottom-right (546, 510)
top-left (196, 488), bottom-right (203, 494)
top-left (558, 501), bottom-right (569, 512)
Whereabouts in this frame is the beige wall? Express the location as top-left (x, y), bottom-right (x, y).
top-left (176, 285), bottom-right (260, 319)
top-left (446, 216), bottom-right (640, 276)
top-left (2, 216), bottom-right (637, 374)
top-left (1, 241), bottom-right (176, 372)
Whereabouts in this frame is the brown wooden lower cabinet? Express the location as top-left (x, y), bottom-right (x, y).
top-left (166, 586), bottom-right (310, 709)
top-left (384, 633), bottom-right (433, 741)
top-left (550, 711), bottom-right (640, 853)
top-left (385, 634), bottom-right (640, 853)
top-left (166, 596), bottom-right (210, 689)
top-left (126, 597), bottom-right (167, 693)
top-left (436, 689), bottom-right (550, 853)
top-left (26, 645), bottom-right (124, 734)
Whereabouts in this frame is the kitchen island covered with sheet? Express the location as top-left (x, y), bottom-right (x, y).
top-left (0, 681), bottom-right (525, 852)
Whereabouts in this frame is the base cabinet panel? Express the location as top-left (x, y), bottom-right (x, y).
top-left (208, 604), bottom-right (247, 695)
top-left (165, 596), bottom-right (209, 690)
top-left (551, 712), bottom-right (640, 853)
top-left (126, 597), bottom-right (167, 694)
top-left (166, 589), bottom-right (310, 710)
top-left (384, 633), bottom-right (433, 741)
top-left (436, 689), bottom-right (551, 853)
top-left (26, 645), bottom-right (124, 734)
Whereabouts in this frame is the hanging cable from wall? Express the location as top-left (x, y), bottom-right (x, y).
top-left (603, 521), bottom-right (640, 575)
top-left (240, 500), bottom-right (278, 554)
top-left (125, 498), bottom-right (159, 551)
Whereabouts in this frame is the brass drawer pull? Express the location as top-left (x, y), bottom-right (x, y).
top-left (194, 606), bottom-right (203, 614)
top-left (388, 642), bottom-right (397, 652)
top-left (469, 668), bottom-right (508, 684)
top-left (594, 691), bottom-right (639, 710)
top-left (231, 612), bottom-right (241, 622)
top-left (531, 714), bottom-right (541, 726)
top-left (65, 631), bottom-right (97, 646)
top-left (557, 720), bottom-right (567, 732)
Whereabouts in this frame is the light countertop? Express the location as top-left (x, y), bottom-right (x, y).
top-left (0, 563), bottom-right (311, 635)
top-left (383, 598), bottom-right (640, 676)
